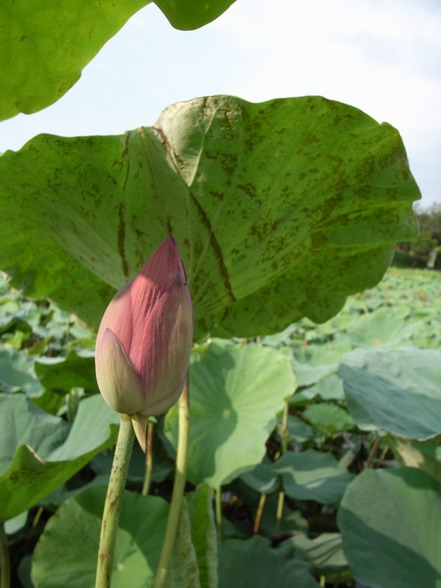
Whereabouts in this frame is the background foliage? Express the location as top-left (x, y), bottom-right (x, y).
top-left (395, 203), bottom-right (441, 269)
top-left (1, 267), bottom-right (440, 587)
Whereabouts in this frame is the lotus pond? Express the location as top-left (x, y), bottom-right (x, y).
top-left (1, 266), bottom-right (440, 587)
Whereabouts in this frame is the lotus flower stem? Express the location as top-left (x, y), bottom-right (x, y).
top-left (275, 400), bottom-right (289, 532)
top-left (154, 377), bottom-right (190, 588)
top-left (215, 487), bottom-right (223, 540)
top-left (0, 523), bottom-right (10, 588)
top-left (142, 421), bottom-right (155, 496)
top-left (365, 436), bottom-right (381, 469)
top-left (95, 414), bottom-right (135, 588)
top-left (280, 400), bottom-right (289, 454)
top-left (253, 492), bottom-right (267, 534)
top-left (275, 490), bottom-right (285, 533)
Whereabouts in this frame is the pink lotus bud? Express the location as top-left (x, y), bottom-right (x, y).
top-left (95, 237), bottom-right (193, 450)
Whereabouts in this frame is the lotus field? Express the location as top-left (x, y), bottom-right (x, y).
top-left (1, 2), bottom-right (440, 588)
top-left (0, 267), bottom-right (440, 587)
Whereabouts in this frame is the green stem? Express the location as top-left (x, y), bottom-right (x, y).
top-left (275, 400), bottom-right (289, 532)
top-left (280, 400), bottom-right (289, 454)
top-left (154, 378), bottom-right (190, 588)
top-left (95, 414), bottom-right (135, 588)
top-left (365, 436), bottom-right (381, 469)
top-left (275, 490), bottom-right (285, 533)
top-left (379, 444), bottom-right (389, 462)
top-left (215, 486), bottom-right (223, 540)
top-left (142, 421), bottom-right (155, 496)
top-left (253, 493), bottom-right (267, 535)
top-left (0, 523), bottom-right (10, 588)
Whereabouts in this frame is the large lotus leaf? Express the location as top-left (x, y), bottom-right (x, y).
top-left (0, 96), bottom-right (419, 337)
top-left (274, 450), bottom-right (354, 504)
top-left (338, 467), bottom-right (441, 588)
top-left (0, 394), bottom-right (118, 522)
top-left (339, 347), bottom-right (441, 441)
top-left (163, 340), bottom-right (295, 487)
top-left (218, 535), bottom-right (319, 588)
top-left (31, 487), bottom-right (169, 588)
top-left (34, 349), bottom-right (98, 395)
top-left (0, 1), bottom-right (235, 120)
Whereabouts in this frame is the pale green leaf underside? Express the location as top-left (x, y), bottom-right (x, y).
top-left (0, 0), bottom-right (235, 120)
top-left (0, 96), bottom-right (419, 336)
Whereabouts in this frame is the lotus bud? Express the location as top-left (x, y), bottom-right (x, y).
top-left (95, 237), bottom-right (193, 450)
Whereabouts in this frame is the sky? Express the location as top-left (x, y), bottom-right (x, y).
top-left (1, 0), bottom-right (440, 208)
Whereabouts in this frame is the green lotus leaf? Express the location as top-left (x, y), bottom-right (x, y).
top-left (0, 0), bottom-right (235, 120)
top-left (34, 349), bottom-right (98, 395)
top-left (303, 403), bottom-right (354, 434)
top-left (274, 449), bottom-right (354, 504)
top-left (0, 347), bottom-right (44, 396)
top-left (339, 347), bottom-right (441, 440)
top-left (347, 307), bottom-right (425, 347)
top-left (286, 532), bottom-right (348, 572)
top-left (305, 374), bottom-right (346, 401)
top-left (241, 461), bottom-right (280, 494)
top-left (0, 394), bottom-right (118, 522)
top-left (154, 0), bottom-right (236, 30)
top-left (0, 95), bottom-right (419, 337)
top-left (31, 487), bottom-right (169, 588)
top-left (4, 511), bottom-right (28, 536)
top-left (338, 467), bottom-right (441, 588)
top-left (163, 340), bottom-right (295, 487)
top-left (293, 340), bottom-right (352, 387)
top-left (218, 535), bottom-right (319, 588)
top-left (285, 415), bottom-right (320, 443)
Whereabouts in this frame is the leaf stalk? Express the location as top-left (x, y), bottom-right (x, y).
top-left (154, 377), bottom-right (190, 588)
top-left (0, 523), bottom-right (10, 588)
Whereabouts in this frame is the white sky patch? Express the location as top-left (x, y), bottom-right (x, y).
top-left (1, 0), bottom-right (440, 206)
